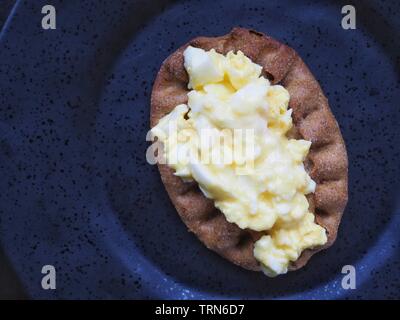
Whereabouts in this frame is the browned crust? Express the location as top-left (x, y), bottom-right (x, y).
top-left (150, 28), bottom-right (348, 272)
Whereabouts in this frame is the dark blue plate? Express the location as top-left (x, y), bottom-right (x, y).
top-left (0, 0), bottom-right (399, 299)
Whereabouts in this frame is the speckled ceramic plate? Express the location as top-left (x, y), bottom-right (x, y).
top-left (0, 0), bottom-right (399, 299)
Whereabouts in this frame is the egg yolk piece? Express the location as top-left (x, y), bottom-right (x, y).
top-left (151, 46), bottom-right (327, 276)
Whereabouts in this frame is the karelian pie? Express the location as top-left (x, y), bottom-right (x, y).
top-left (150, 28), bottom-right (348, 273)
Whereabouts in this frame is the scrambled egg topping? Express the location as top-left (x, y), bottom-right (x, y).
top-left (151, 46), bottom-right (327, 276)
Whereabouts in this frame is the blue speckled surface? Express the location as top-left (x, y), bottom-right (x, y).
top-left (0, 0), bottom-right (399, 299)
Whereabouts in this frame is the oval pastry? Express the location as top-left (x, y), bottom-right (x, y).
top-left (150, 28), bottom-right (348, 274)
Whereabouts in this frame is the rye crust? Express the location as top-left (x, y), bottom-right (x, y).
top-left (150, 28), bottom-right (348, 272)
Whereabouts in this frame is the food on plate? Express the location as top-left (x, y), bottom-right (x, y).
top-left (150, 28), bottom-right (348, 276)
